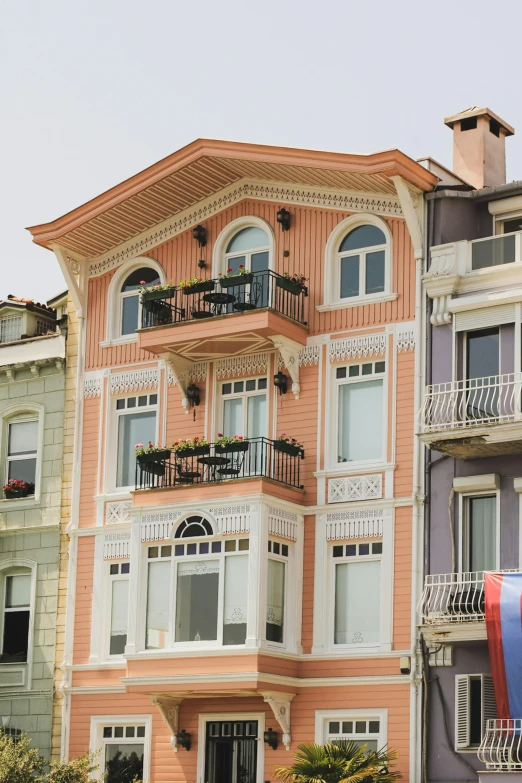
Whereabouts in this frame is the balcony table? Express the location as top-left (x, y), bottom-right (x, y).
top-left (202, 291), bottom-right (236, 315)
top-left (197, 454), bottom-right (231, 481)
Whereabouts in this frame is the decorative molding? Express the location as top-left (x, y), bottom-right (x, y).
top-left (84, 371), bottom-right (102, 398)
top-left (215, 353), bottom-right (268, 379)
top-left (106, 501), bottom-right (132, 525)
top-left (162, 355), bottom-right (192, 413)
top-left (271, 336), bottom-right (302, 399)
top-left (396, 322), bottom-right (415, 352)
top-left (261, 691), bottom-right (295, 751)
top-left (167, 361), bottom-right (208, 385)
top-left (109, 368), bottom-right (159, 395)
top-left (267, 506), bottom-right (298, 541)
top-left (324, 507), bottom-right (385, 540)
top-left (329, 334), bottom-right (386, 362)
top-left (151, 695), bottom-right (182, 750)
top-left (299, 345), bottom-right (320, 366)
top-left (103, 532), bottom-right (130, 559)
top-left (87, 181), bottom-right (403, 278)
top-left (209, 505), bottom-right (251, 535)
top-left (141, 510), bottom-right (183, 542)
top-left (328, 475), bottom-right (382, 504)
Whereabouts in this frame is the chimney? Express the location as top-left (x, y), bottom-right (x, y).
top-left (444, 106), bottom-right (514, 189)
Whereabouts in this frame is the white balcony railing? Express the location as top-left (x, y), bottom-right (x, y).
top-left (419, 571), bottom-right (520, 625)
top-left (420, 373), bottom-right (522, 433)
top-left (478, 719), bottom-right (522, 770)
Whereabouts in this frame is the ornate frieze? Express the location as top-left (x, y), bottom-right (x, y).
top-left (267, 506), bottom-right (298, 541)
top-left (396, 322), bottom-right (416, 352)
top-left (209, 505), bottom-right (251, 535)
top-left (299, 345), bottom-right (320, 366)
top-left (324, 507), bottom-right (385, 540)
top-left (328, 475), bottom-right (382, 504)
top-left (103, 531), bottom-right (130, 559)
top-left (215, 353), bottom-right (268, 379)
top-left (84, 371), bottom-right (102, 398)
top-left (109, 368), bottom-right (159, 395)
top-left (329, 334), bottom-right (386, 362)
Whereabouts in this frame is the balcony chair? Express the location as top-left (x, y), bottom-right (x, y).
top-left (233, 281), bottom-right (262, 312)
top-left (175, 460), bottom-right (202, 484)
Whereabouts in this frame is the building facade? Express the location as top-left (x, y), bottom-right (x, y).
top-left (29, 141), bottom-right (437, 782)
top-left (420, 107), bottom-right (522, 781)
top-left (0, 294), bottom-right (66, 758)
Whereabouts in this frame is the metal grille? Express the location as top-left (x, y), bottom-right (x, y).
top-left (0, 315), bottom-right (22, 343)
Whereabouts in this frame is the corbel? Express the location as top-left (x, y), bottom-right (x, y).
top-left (30, 364), bottom-right (40, 377)
top-left (261, 690), bottom-right (295, 750)
top-left (51, 244), bottom-right (86, 316)
top-left (5, 368), bottom-right (14, 381)
top-left (390, 175), bottom-right (423, 260)
top-left (160, 353), bottom-right (193, 413)
top-left (150, 694), bottom-right (183, 750)
top-left (270, 336), bottom-right (302, 399)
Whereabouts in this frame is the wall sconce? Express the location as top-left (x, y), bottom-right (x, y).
top-left (276, 208), bottom-right (291, 232)
top-left (192, 225), bottom-right (207, 247)
top-left (186, 384), bottom-right (201, 407)
top-left (175, 729), bottom-right (191, 751)
top-left (273, 372), bottom-right (288, 395)
top-left (264, 727), bottom-right (278, 750)
top-left (197, 259), bottom-right (207, 269)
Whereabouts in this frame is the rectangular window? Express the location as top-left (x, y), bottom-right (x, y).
top-left (175, 559), bottom-right (220, 642)
top-left (108, 563), bottom-right (129, 656)
top-left (116, 395), bottom-right (157, 488)
top-left (145, 560), bottom-right (170, 649)
top-left (7, 420), bottom-right (38, 488)
top-left (223, 554), bottom-right (248, 645)
top-left (101, 723), bottom-right (145, 782)
top-left (335, 560), bottom-right (380, 645)
top-left (0, 315), bottom-right (22, 343)
top-left (221, 378), bottom-right (267, 439)
top-left (326, 717), bottom-right (381, 751)
top-left (455, 674), bottom-right (496, 749)
top-left (2, 573), bottom-right (31, 663)
top-left (266, 559), bottom-right (285, 643)
top-left (464, 495), bottom-right (497, 572)
top-left (337, 363), bottom-right (384, 463)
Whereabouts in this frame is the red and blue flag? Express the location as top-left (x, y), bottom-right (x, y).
top-left (485, 572), bottom-right (522, 719)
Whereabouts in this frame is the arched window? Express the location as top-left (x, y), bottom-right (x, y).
top-left (338, 225), bottom-right (387, 300)
top-left (175, 516), bottom-right (214, 538)
top-left (120, 267), bottom-right (160, 336)
top-left (224, 227), bottom-right (269, 274)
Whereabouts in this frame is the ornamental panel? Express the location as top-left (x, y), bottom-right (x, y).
top-left (209, 505), bottom-right (251, 535)
top-left (325, 508), bottom-right (384, 540)
top-left (215, 354), bottom-right (268, 379)
top-left (329, 334), bottom-right (386, 362)
top-left (84, 372), bottom-right (102, 398)
top-left (141, 510), bottom-right (183, 542)
top-left (328, 475), bottom-right (382, 504)
top-left (267, 506), bottom-right (298, 541)
top-left (396, 322), bottom-right (415, 352)
top-left (103, 532), bottom-right (130, 559)
top-left (299, 345), bottom-right (320, 366)
top-left (109, 368), bottom-right (159, 395)
top-left (106, 501), bottom-right (132, 525)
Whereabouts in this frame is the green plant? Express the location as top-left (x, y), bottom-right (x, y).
top-left (172, 436), bottom-right (209, 453)
top-left (178, 276), bottom-right (206, 289)
top-left (274, 740), bottom-right (400, 783)
top-left (46, 753), bottom-right (98, 783)
top-left (134, 441), bottom-right (166, 456)
top-left (281, 271), bottom-right (307, 287)
top-left (219, 264), bottom-right (250, 279)
top-left (215, 433), bottom-right (245, 447)
top-left (278, 433), bottom-right (303, 449)
top-left (137, 280), bottom-right (173, 294)
top-left (0, 732), bottom-right (100, 783)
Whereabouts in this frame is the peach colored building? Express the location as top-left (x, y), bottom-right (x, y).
top-left (29, 140), bottom-right (437, 783)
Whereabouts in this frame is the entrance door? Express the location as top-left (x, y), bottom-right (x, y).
top-left (205, 720), bottom-right (258, 783)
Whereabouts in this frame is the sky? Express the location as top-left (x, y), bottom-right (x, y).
top-left (1, 0), bottom-right (521, 303)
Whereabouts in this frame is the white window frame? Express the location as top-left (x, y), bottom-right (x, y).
top-left (102, 257), bottom-right (164, 346)
top-left (197, 711), bottom-right (265, 783)
top-left (331, 360), bottom-right (387, 470)
top-left (315, 708), bottom-right (388, 749)
top-left (265, 539), bottom-right (290, 649)
top-left (0, 560), bottom-right (37, 691)
top-left (89, 714), bottom-right (152, 783)
top-left (6, 418), bottom-right (38, 489)
top-left (457, 489), bottom-right (500, 574)
top-left (319, 214), bottom-right (395, 311)
top-left (455, 674), bottom-right (496, 751)
top-left (104, 560), bottom-right (130, 660)
top-left (0, 314), bottom-right (23, 343)
top-left (109, 393), bottom-right (159, 493)
top-left (0, 404), bottom-right (44, 508)
top-left (211, 216), bottom-right (275, 279)
top-left (216, 375), bottom-right (269, 440)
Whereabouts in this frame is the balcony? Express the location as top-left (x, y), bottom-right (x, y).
top-left (138, 271), bottom-right (308, 365)
top-left (419, 374), bottom-right (522, 458)
top-left (135, 437), bottom-right (304, 492)
top-left (478, 719), bottom-right (522, 771)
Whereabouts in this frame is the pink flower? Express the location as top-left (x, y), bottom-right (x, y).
top-left (140, 280), bottom-right (146, 285)
top-left (217, 433), bottom-right (223, 438)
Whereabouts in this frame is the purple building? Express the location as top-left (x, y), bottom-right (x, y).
top-left (420, 107), bottom-right (522, 782)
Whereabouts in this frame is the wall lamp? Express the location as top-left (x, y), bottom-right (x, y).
top-left (175, 729), bottom-right (191, 751)
top-left (276, 208), bottom-right (291, 231)
top-left (264, 727), bottom-right (278, 750)
top-left (192, 225), bottom-right (207, 247)
top-left (186, 384), bottom-right (201, 407)
top-left (273, 372), bottom-right (288, 395)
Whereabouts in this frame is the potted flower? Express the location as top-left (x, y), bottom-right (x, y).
top-left (3, 479), bottom-right (35, 499)
top-left (172, 436), bottom-right (210, 457)
top-left (178, 276), bottom-right (215, 295)
top-left (218, 265), bottom-right (254, 288)
top-left (134, 442), bottom-right (171, 463)
top-left (276, 272), bottom-right (307, 296)
top-left (273, 434), bottom-right (304, 457)
top-left (214, 434), bottom-right (250, 454)
top-left (139, 280), bottom-right (176, 302)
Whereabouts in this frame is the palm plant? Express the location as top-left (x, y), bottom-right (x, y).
top-left (274, 740), bottom-right (400, 783)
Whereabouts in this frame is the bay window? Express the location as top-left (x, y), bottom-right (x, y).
top-left (336, 362), bottom-right (385, 464)
top-left (115, 393), bottom-right (157, 488)
top-left (333, 541), bottom-right (382, 647)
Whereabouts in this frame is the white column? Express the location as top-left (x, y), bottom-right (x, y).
top-left (311, 514), bottom-right (327, 654)
top-left (125, 515), bottom-right (142, 655)
top-left (246, 501), bottom-right (266, 647)
top-left (88, 531), bottom-right (104, 663)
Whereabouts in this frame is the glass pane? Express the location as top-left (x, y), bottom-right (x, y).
top-left (352, 739), bottom-right (379, 752)
top-left (121, 267), bottom-right (159, 291)
top-left (467, 328), bottom-right (499, 380)
top-left (251, 252), bottom-right (270, 307)
top-left (175, 560), bottom-right (219, 642)
top-left (226, 255), bottom-right (245, 274)
top-left (340, 256), bottom-right (360, 298)
top-left (146, 561), bottom-right (170, 649)
top-left (338, 380), bottom-right (383, 462)
top-left (223, 398), bottom-right (243, 437)
top-left (266, 559), bottom-right (285, 643)
top-left (223, 555), bottom-right (248, 645)
top-left (105, 743), bottom-right (144, 783)
top-left (335, 560), bottom-right (380, 644)
top-left (469, 496), bottom-right (496, 572)
top-left (2, 610), bottom-right (29, 662)
top-left (117, 411), bottom-right (156, 487)
top-left (0, 316), bottom-right (22, 343)
top-left (6, 574), bottom-right (31, 607)
top-left (8, 421), bottom-right (38, 455)
top-left (247, 394), bottom-right (266, 438)
top-left (226, 227), bottom-right (269, 253)
top-left (503, 217), bottom-right (522, 234)
top-left (471, 234), bottom-right (516, 269)
top-left (8, 458), bottom-right (36, 485)
top-left (365, 250), bottom-right (385, 295)
top-left (110, 579), bottom-right (129, 655)
top-left (251, 251), bottom-right (269, 272)
top-left (121, 295), bottom-right (139, 335)
top-left (339, 225), bottom-right (386, 252)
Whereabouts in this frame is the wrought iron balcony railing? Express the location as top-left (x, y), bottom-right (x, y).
top-left (141, 271), bottom-right (308, 329)
top-left (420, 373), bottom-right (522, 433)
top-left (135, 437), bottom-right (304, 491)
top-left (419, 571), bottom-right (520, 624)
top-left (478, 719), bottom-right (522, 770)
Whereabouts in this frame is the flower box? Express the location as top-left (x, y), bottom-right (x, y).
top-left (273, 441), bottom-right (304, 457)
top-left (4, 488), bottom-right (31, 499)
top-left (276, 277), bottom-right (305, 295)
top-left (137, 450), bottom-right (171, 464)
top-left (220, 273), bottom-right (254, 288)
top-left (214, 441), bottom-right (249, 454)
top-left (174, 445), bottom-right (211, 458)
top-left (183, 280), bottom-right (215, 295)
top-left (141, 287), bottom-right (175, 302)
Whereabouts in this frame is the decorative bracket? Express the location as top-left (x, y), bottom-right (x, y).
top-left (160, 353), bottom-right (193, 413)
top-left (261, 690), bottom-right (295, 750)
top-left (270, 336), bottom-right (302, 399)
top-left (151, 694), bottom-right (183, 751)
top-left (51, 244), bottom-right (85, 316)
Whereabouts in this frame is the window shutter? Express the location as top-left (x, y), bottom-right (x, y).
top-left (454, 304), bottom-right (516, 331)
top-left (482, 674), bottom-right (497, 736)
top-left (455, 675), bottom-right (471, 749)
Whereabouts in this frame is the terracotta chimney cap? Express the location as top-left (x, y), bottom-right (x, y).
top-left (444, 106), bottom-right (514, 136)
